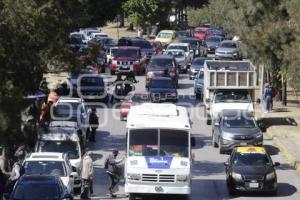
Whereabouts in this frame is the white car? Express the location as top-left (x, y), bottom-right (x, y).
top-left (166, 42), bottom-right (194, 65)
top-left (35, 132), bottom-right (82, 192)
top-left (54, 97), bottom-right (91, 145)
top-left (23, 152), bottom-right (77, 194)
top-left (165, 49), bottom-right (189, 72)
top-left (106, 46), bottom-right (118, 64)
top-left (91, 32), bottom-right (108, 39)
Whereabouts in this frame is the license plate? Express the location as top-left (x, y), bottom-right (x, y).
top-left (240, 142), bottom-right (247, 146)
top-left (249, 182), bottom-right (259, 188)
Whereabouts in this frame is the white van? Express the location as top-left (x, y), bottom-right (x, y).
top-left (125, 103), bottom-right (194, 200)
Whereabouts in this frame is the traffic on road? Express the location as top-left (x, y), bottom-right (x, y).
top-left (1, 24), bottom-right (300, 200)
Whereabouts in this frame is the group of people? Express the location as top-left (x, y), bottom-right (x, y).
top-left (80, 149), bottom-right (123, 199)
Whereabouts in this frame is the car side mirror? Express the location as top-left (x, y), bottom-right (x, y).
top-left (274, 162), bottom-right (280, 167)
top-left (191, 137), bottom-right (196, 147)
top-left (224, 161), bottom-right (229, 166)
top-left (258, 122), bottom-right (266, 132)
top-left (70, 171), bottom-right (78, 178)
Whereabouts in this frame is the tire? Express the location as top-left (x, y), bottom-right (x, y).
top-left (206, 118), bottom-right (212, 125)
top-left (228, 185), bottom-right (236, 196)
top-left (218, 138), bottom-right (224, 154)
top-left (73, 187), bottom-right (81, 196)
top-left (129, 193), bottom-right (136, 200)
top-left (212, 132), bottom-right (218, 147)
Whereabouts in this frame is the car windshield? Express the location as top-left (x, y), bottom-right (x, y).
top-left (149, 58), bottom-right (173, 68)
top-left (13, 183), bottom-right (59, 200)
top-left (129, 129), bottom-right (188, 157)
top-left (206, 37), bottom-right (222, 43)
top-left (220, 42), bottom-right (236, 48)
top-left (182, 40), bottom-right (198, 47)
top-left (39, 141), bottom-right (79, 159)
top-left (52, 102), bottom-right (81, 121)
top-left (192, 58), bottom-right (205, 66)
top-left (24, 161), bottom-right (66, 176)
top-left (157, 33), bottom-right (173, 39)
top-left (168, 45), bottom-right (188, 52)
top-left (194, 29), bottom-right (207, 34)
top-left (80, 77), bottom-right (104, 87)
top-left (233, 153), bottom-right (271, 166)
top-left (214, 91), bottom-right (251, 103)
top-left (116, 49), bottom-right (138, 58)
top-left (150, 80), bottom-right (173, 88)
top-left (223, 116), bottom-right (256, 128)
top-left (132, 41), bottom-right (152, 48)
top-left (166, 51), bottom-right (184, 58)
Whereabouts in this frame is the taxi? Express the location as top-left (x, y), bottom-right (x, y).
top-left (224, 146), bottom-right (280, 195)
top-left (154, 30), bottom-right (177, 48)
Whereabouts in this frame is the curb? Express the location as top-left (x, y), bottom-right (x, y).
top-left (266, 129), bottom-right (300, 176)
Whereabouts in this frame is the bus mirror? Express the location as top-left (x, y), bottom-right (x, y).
top-left (191, 137), bottom-right (196, 147)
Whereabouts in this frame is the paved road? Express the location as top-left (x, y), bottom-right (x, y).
top-left (78, 73), bottom-right (300, 200)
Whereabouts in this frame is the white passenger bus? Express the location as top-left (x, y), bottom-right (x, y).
top-left (125, 103), bottom-right (194, 199)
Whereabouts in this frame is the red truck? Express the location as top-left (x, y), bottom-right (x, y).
top-left (193, 26), bottom-right (210, 41)
top-left (110, 46), bottom-right (146, 75)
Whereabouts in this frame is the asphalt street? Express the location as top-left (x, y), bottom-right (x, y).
top-left (78, 73), bottom-right (300, 200)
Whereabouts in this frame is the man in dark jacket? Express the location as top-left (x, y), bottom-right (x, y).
top-left (89, 108), bottom-right (99, 142)
top-left (0, 169), bottom-right (7, 199)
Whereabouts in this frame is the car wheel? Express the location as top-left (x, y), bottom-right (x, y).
top-left (73, 187), bottom-right (81, 196)
top-left (129, 193), bottom-right (136, 200)
top-left (212, 132), bottom-right (218, 148)
top-left (228, 184), bottom-right (236, 196)
top-left (268, 189), bottom-right (277, 196)
top-left (218, 138), bottom-right (224, 154)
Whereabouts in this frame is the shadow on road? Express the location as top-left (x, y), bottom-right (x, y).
top-left (264, 144), bottom-right (280, 156)
top-left (192, 160), bottom-right (225, 176)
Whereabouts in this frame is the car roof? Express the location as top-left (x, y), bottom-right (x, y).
top-left (158, 30), bottom-right (176, 34)
top-left (180, 37), bottom-right (198, 41)
top-left (235, 146), bottom-right (267, 154)
top-left (151, 54), bottom-right (173, 59)
top-left (152, 76), bottom-right (172, 81)
top-left (169, 42), bottom-right (189, 46)
top-left (26, 152), bottom-right (65, 161)
top-left (57, 97), bottom-right (83, 103)
top-left (118, 46), bottom-right (140, 50)
top-left (220, 109), bottom-right (254, 117)
top-left (39, 131), bottom-right (80, 142)
top-left (221, 40), bottom-right (236, 44)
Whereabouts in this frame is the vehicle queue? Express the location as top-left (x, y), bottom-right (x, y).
top-left (0, 25), bottom-right (281, 200)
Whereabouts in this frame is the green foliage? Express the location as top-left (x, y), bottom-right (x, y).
top-left (123, 0), bottom-right (160, 29)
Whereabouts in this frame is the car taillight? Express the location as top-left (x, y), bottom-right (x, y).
top-left (120, 103), bottom-right (131, 112)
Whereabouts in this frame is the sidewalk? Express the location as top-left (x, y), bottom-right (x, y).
top-left (255, 101), bottom-right (300, 175)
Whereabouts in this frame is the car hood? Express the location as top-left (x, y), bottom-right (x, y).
top-left (222, 127), bottom-right (261, 135)
top-left (150, 88), bottom-right (176, 93)
top-left (211, 103), bottom-right (254, 118)
top-left (115, 57), bottom-right (137, 61)
top-left (216, 47), bottom-right (237, 53)
top-left (233, 165), bottom-right (273, 176)
top-left (79, 86), bottom-right (105, 92)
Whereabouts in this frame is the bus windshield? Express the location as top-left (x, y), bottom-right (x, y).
top-left (129, 129), bottom-right (189, 157)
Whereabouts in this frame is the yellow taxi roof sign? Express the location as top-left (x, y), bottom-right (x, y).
top-left (236, 146), bottom-right (266, 154)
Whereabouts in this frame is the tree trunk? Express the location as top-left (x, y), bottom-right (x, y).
top-left (282, 77), bottom-right (287, 106)
top-left (119, 12), bottom-right (125, 27)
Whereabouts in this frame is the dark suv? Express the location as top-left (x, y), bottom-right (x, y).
top-left (212, 110), bottom-right (263, 154)
top-left (118, 37), bottom-right (154, 60)
top-left (148, 77), bottom-right (178, 103)
top-left (146, 54), bottom-right (178, 88)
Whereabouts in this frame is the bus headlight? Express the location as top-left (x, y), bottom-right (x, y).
top-left (127, 173), bottom-right (141, 181)
top-left (176, 175), bottom-right (188, 182)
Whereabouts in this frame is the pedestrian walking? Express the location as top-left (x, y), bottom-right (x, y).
top-left (81, 150), bottom-right (94, 200)
top-left (104, 149), bottom-right (123, 198)
top-left (263, 82), bottom-right (274, 113)
top-left (89, 108), bottom-right (99, 142)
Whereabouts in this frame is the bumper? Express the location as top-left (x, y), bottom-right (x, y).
top-left (125, 182), bottom-right (190, 195)
top-left (229, 178), bottom-right (277, 192)
top-left (151, 94), bottom-right (178, 102)
top-left (120, 110), bottom-right (129, 119)
top-left (220, 138), bottom-right (263, 152)
top-left (215, 53), bottom-right (238, 60)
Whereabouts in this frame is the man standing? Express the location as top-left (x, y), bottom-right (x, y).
top-left (263, 82), bottom-right (274, 113)
top-left (81, 150), bottom-right (94, 200)
top-left (105, 149), bottom-right (123, 198)
top-left (89, 108), bottom-right (99, 142)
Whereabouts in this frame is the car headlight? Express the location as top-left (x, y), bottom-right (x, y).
top-left (169, 72), bottom-right (176, 77)
top-left (222, 132), bottom-right (233, 141)
top-left (266, 172), bottom-right (275, 180)
top-left (256, 132), bottom-right (263, 138)
top-left (233, 52), bottom-right (238, 56)
top-left (232, 172), bottom-right (242, 180)
top-left (127, 173), bottom-right (141, 181)
top-left (176, 175), bottom-right (188, 182)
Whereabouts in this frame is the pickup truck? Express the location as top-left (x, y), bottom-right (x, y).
top-left (203, 60), bottom-right (256, 125)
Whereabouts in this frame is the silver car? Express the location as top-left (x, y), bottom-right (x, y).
top-left (212, 110), bottom-right (263, 154)
top-left (215, 40), bottom-right (240, 60)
